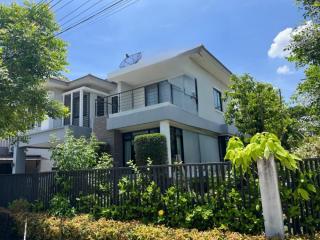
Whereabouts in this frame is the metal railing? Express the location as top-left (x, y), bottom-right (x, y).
top-left (95, 81), bottom-right (198, 117)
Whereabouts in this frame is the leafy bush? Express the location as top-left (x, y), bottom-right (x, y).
top-left (76, 194), bottom-right (100, 215)
top-left (10, 212), bottom-right (319, 240)
top-left (49, 194), bottom-right (75, 218)
top-left (50, 129), bottom-right (113, 171)
top-left (8, 199), bottom-right (31, 213)
top-left (99, 160), bottom-right (162, 222)
top-left (134, 133), bottom-right (167, 165)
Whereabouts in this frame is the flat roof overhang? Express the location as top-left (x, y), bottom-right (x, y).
top-left (46, 75), bottom-right (117, 93)
top-left (19, 125), bottom-right (92, 148)
top-left (108, 45), bottom-right (232, 86)
top-left (107, 102), bottom-right (237, 135)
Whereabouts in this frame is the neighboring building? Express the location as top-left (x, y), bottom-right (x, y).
top-left (0, 45), bottom-right (236, 174)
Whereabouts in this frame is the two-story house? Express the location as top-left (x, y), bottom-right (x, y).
top-left (0, 45), bottom-right (236, 174)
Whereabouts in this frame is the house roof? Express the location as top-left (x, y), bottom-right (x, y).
top-left (108, 45), bottom-right (232, 81)
top-left (46, 74), bottom-right (116, 92)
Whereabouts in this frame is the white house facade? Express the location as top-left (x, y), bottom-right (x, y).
top-left (0, 45), bottom-right (236, 174)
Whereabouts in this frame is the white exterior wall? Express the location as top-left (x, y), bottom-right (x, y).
top-left (178, 57), bottom-right (228, 125)
top-left (26, 148), bottom-right (53, 172)
top-left (110, 55), bottom-right (229, 125)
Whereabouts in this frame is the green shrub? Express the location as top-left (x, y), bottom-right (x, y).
top-left (76, 194), bottom-right (100, 215)
top-left (49, 194), bottom-right (75, 218)
top-left (134, 133), bottom-right (167, 165)
top-left (8, 199), bottom-right (31, 213)
top-left (10, 212), bottom-right (319, 240)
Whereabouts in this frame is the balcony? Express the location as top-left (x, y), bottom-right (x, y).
top-left (95, 80), bottom-right (198, 117)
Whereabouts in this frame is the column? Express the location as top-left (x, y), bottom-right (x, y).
top-left (12, 143), bottom-right (26, 174)
top-left (257, 155), bottom-right (285, 239)
top-left (79, 90), bottom-right (84, 127)
top-left (160, 120), bottom-right (172, 165)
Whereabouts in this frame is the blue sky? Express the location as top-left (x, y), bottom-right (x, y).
top-left (4, 0), bottom-right (306, 100)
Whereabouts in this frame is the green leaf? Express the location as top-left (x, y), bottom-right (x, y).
top-left (306, 184), bottom-right (317, 193)
top-left (297, 188), bottom-right (310, 200)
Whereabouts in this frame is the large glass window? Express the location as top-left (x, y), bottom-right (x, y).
top-left (213, 88), bottom-right (223, 111)
top-left (170, 127), bottom-right (184, 163)
top-left (96, 96), bottom-right (105, 116)
top-left (72, 92), bottom-right (80, 126)
top-left (83, 92), bottom-right (90, 127)
top-left (123, 128), bottom-right (160, 166)
top-left (111, 96), bottom-right (119, 114)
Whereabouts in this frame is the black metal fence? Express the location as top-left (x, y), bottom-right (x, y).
top-left (0, 159), bottom-right (319, 235)
top-left (0, 162), bottom-right (240, 208)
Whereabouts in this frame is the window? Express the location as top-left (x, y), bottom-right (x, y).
top-left (72, 92), bottom-right (80, 126)
top-left (83, 92), bottom-right (90, 127)
top-left (96, 96), bottom-right (105, 116)
top-left (170, 127), bottom-right (184, 162)
top-left (213, 88), bottom-right (223, 111)
top-left (111, 96), bottom-right (119, 114)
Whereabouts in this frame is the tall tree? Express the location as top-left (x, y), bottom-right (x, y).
top-left (0, 2), bottom-right (68, 138)
top-left (224, 74), bottom-right (292, 141)
top-left (287, 0), bottom-right (320, 128)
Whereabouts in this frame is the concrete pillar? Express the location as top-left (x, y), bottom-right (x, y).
top-left (160, 120), bottom-right (171, 165)
top-left (12, 144), bottom-right (26, 174)
top-left (79, 90), bottom-right (84, 127)
top-left (257, 155), bottom-right (284, 239)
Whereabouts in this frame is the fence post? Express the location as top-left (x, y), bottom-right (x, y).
top-left (257, 155), bottom-right (284, 239)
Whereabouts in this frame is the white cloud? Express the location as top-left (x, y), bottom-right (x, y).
top-left (268, 28), bottom-right (293, 58)
top-left (268, 21), bottom-right (313, 59)
top-left (276, 65), bottom-right (293, 75)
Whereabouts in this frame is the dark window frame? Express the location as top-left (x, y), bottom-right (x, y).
top-left (111, 95), bottom-right (119, 114)
top-left (213, 88), bottom-right (223, 112)
top-left (170, 127), bottom-right (184, 163)
top-left (96, 96), bottom-right (105, 117)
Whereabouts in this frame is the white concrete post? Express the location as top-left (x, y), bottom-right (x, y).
top-left (257, 155), bottom-right (284, 239)
top-left (12, 143), bottom-right (26, 174)
top-left (79, 90), bottom-right (84, 127)
top-left (160, 120), bottom-right (172, 165)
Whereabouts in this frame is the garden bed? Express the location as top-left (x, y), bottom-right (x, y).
top-left (5, 212), bottom-right (320, 240)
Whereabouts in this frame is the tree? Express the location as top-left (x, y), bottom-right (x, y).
top-left (286, 1), bottom-right (320, 124)
top-left (293, 135), bottom-right (320, 158)
top-left (224, 74), bottom-right (291, 139)
top-left (287, 22), bottom-right (320, 67)
top-left (296, 0), bottom-right (320, 23)
top-left (0, 2), bottom-right (68, 138)
top-left (50, 130), bottom-right (112, 171)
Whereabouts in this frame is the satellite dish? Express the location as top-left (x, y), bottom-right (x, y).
top-left (119, 52), bottom-right (142, 68)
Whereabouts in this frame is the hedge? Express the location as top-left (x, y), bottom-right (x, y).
top-left (134, 133), bottom-right (167, 165)
top-left (7, 212), bottom-right (319, 240)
